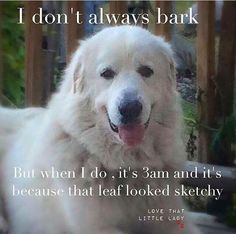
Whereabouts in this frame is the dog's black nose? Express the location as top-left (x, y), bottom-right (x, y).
top-left (119, 99), bottom-right (142, 124)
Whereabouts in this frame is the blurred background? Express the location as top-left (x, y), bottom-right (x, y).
top-left (0, 1), bottom-right (235, 233)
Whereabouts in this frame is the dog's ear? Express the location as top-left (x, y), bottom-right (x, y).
top-left (161, 42), bottom-right (177, 84)
top-left (71, 41), bottom-right (86, 94)
top-left (73, 61), bottom-right (85, 94)
top-left (60, 41), bottom-right (85, 95)
top-left (154, 36), bottom-right (176, 84)
top-left (167, 53), bottom-right (176, 84)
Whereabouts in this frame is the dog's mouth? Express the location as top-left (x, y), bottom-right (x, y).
top-left (107, 114), bottom-right (150, 147)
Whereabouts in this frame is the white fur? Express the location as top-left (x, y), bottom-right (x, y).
top-left (0, 26), bottom-right (201, 234)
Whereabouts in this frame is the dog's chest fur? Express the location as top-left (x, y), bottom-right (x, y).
top-left (50, 138), bottom-right (178, 233)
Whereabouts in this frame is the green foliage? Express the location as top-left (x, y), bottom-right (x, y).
top-left (211, 113), bottom-right (236, 227)
top-left (182, 99), bottom-right (197, 134)
top-left (182, 99), bottom-right (196, 120)
top-left (2, 2), bottom-right (25, 107)
top-left (225, 193), bottom-right (236, 227)
top-left (211, 113), bottom-right (236, 159)
top-left (175, 1), bottom-right (196, 15)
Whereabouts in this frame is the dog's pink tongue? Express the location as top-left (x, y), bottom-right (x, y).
top-left (118, 124), bottom-right (145, 147)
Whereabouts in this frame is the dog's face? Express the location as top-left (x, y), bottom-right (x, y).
top-left (58, 26), bottom-right (182, 169)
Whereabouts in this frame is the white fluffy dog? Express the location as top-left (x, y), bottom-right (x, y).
top-left (0, 26), bottom-right (200, 234)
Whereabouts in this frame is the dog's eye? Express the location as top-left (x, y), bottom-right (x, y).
top-left (100, 68), bottom-right (116, 80)
top-left (137, 65), bottom-right (154, 78)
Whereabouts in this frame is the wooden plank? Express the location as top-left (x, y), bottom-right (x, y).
top-left (109, 1), bottom-right (127, 24)
top-left (0, 2), bottom-right (2, 102)
top-left (217, 1), bottom-right (236, 115)
top-left (155, 1), bottom-right (172, 41)
top-left (109, 1), bottom-right (127, 15)
top-left (182, 161), bottom-right (236, 192)
top-left (25, 1), bottom-right (43, 106)
top-left (196, 1), bottom-right (215, 163)
top-left (215, 1), bottom-right (236, 165)
top-left (42, 1), bottom-right (58, 101)
top-left (42, 49), bottom-right (55, 104)
top-left (140, 1), bottom-right (148, 28)
top-left (66, 1), bottom-right (84, 60)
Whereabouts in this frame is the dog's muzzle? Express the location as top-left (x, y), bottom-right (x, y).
top-left (107, 92), bottom-right (151, 147)
top-left (107, 113), bottom-right (150, 147)
top-left (118, 99), bottom-right (143, 124)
